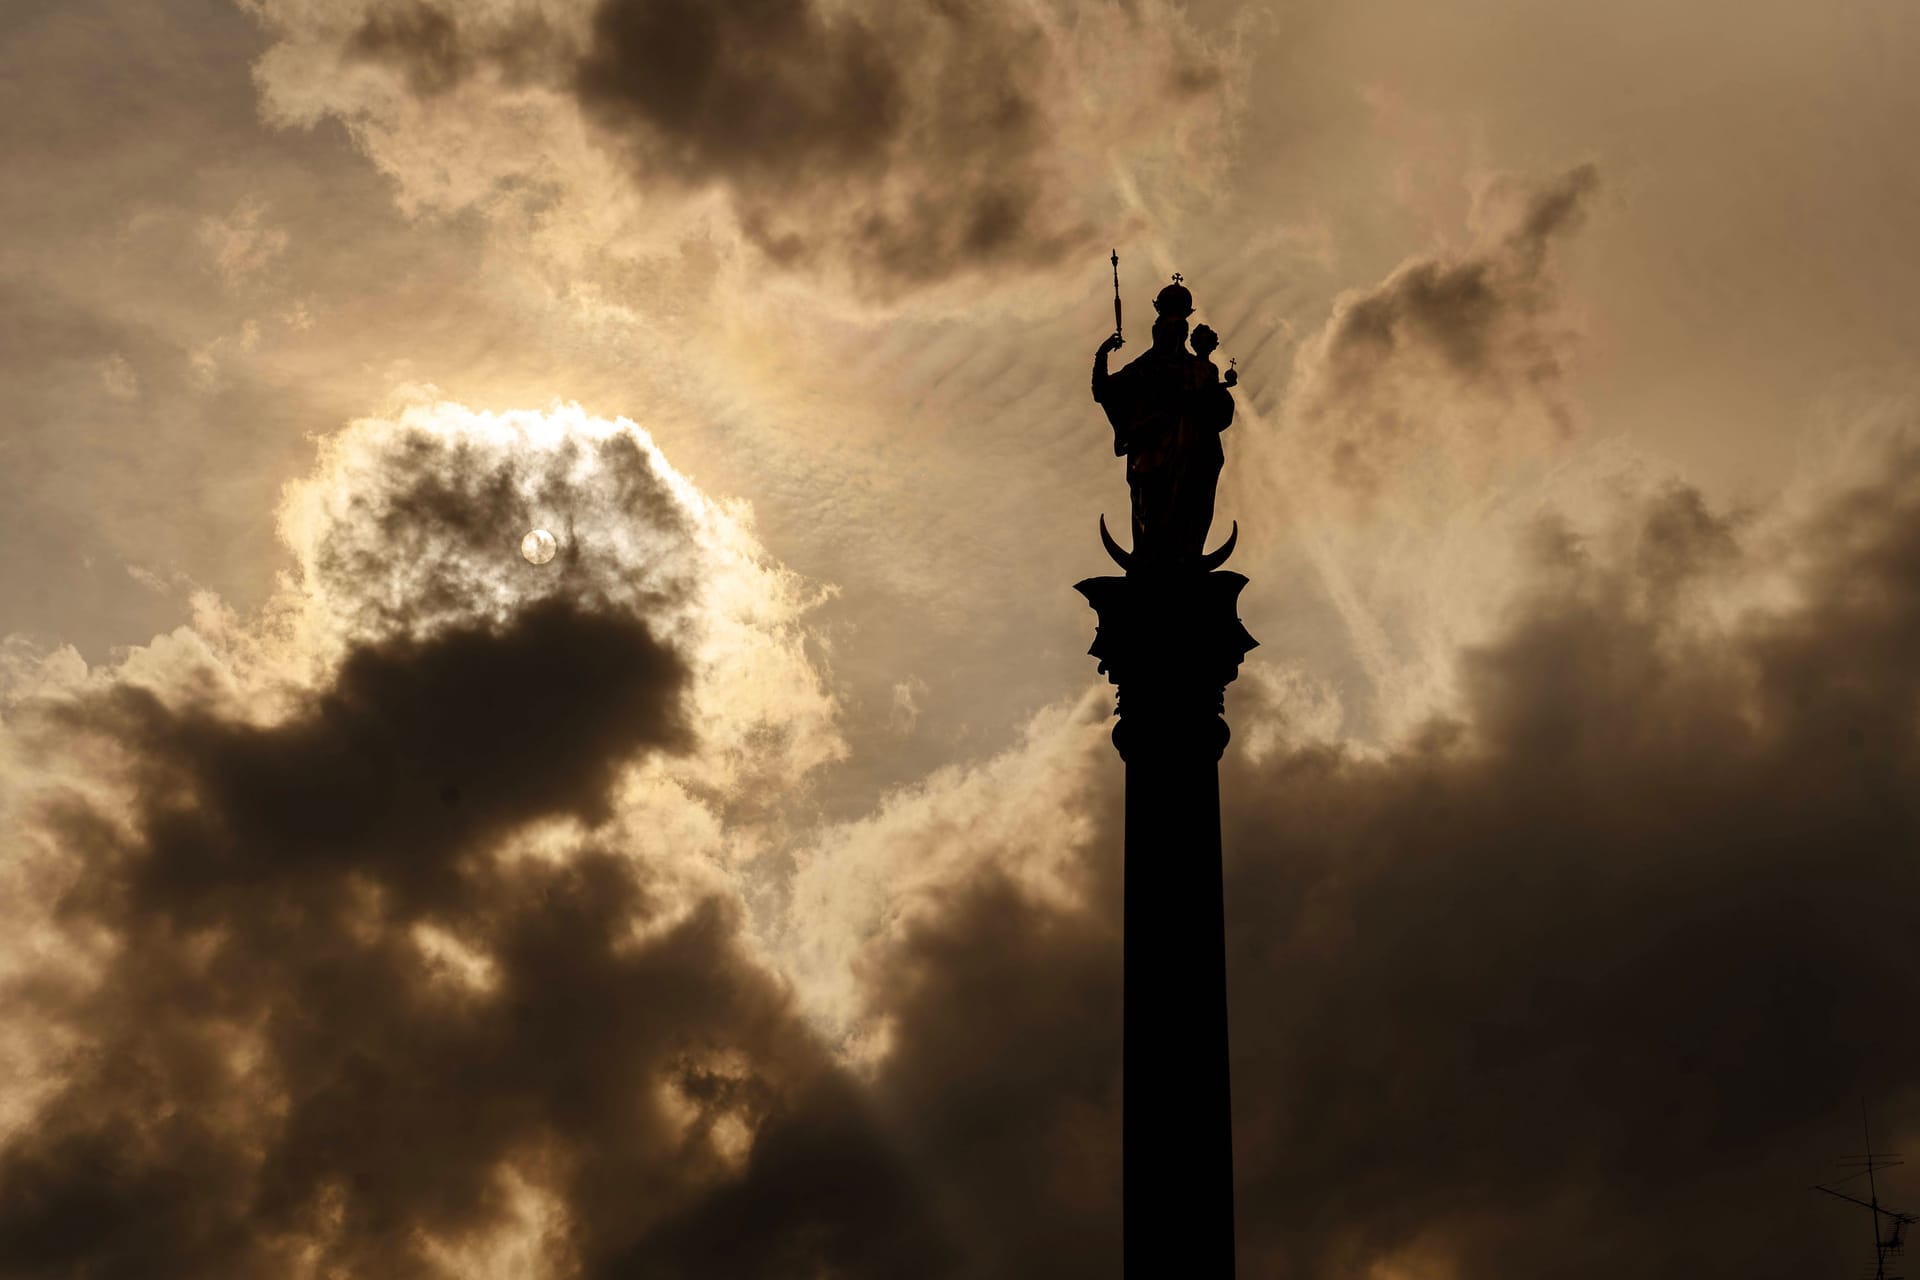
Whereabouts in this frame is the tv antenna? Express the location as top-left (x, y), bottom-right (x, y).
top-left (1815, 1102), bottom-right (1917, 1280)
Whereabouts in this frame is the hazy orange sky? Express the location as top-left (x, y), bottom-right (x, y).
top-left (5, 2), bottom-right (1920, 1275)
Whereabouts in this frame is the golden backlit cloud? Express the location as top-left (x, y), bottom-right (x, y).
top-left (242, 0), bottom-right (1250, 302)
top-left (0, 405), bottom-right (871, 1276)
top-left (273, 399), bottom-right (845, 787)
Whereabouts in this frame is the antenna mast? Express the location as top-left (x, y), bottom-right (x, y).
top-left (1816, 1103), bottom-right (1918, 1280)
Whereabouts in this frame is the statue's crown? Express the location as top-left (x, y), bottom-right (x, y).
top-left (1153, 273), bottom-right (1193, 318)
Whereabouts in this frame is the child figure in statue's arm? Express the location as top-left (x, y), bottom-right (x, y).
top-left (1189, 324), bottom-right (1238, 440)
top-left (1189, 324), bottom-right (1237, 388)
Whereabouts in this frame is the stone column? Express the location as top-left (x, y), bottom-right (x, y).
top-left (1075, 567), bottom-right (1255, 1277)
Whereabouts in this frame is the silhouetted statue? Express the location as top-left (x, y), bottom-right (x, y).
top-left (1091, 275), bottom-right (1237, 562)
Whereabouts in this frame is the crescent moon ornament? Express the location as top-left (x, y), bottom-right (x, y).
top-left (1099, 516), bottom-right (1237, 573)
top-left (1099, 514), bottom-right (1134, 571)
top-left (1198, 522), bottom-right (1238, 571)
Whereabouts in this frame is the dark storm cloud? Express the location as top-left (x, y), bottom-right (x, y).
top-left (1212, 458), bottom-right (1920, 1274)
top-left (573, 0), bottom-right (902, 184)
top-left (2, 600), bottom-right (686, 1269)
top-left (864, 873), bottom-right (1123, 1276)
top-left (773, 441), bottom-right (1920, 1278)
top-left (326, 0), bottom-right (1226, 290)
top-left (348, 1), bottom-right (476, 95)
top-left (829, 450), bottom-right (1920, 1277)
top-left (570, 0), bottom-right (1071, 283)
top-left (91, 598), bottom-right (692, 916)
top-left (347, 0), bottom-right (563, 95)
top-left (604, 1065), bottom-right (955, 1277)
top-left (0, 593), bottom-right (953, 1277)
top-left (0, 375), bottom-right (909, 1274)
top-left (0, 380), bottom-right (1091, 1275)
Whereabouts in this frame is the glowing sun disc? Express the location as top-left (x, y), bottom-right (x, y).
top-left (521, 528), bottom-right (557, 565)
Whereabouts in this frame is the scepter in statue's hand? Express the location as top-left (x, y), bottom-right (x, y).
top-left (1093, 254), bottom-right (1128, 455)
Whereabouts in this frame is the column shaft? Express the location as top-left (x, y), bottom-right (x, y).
top-left (1123, 745), bottom-right (1235, 1276)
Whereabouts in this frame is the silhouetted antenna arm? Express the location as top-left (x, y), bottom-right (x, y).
top-left (1817, 1183), bottom-right (1892, 1215)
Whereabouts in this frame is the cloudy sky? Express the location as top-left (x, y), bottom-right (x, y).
top-left (5, 1), bottom-right (1920, 1275)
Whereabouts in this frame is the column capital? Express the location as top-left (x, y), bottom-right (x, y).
top-left (1074, 569), bottom-right (1257, 762)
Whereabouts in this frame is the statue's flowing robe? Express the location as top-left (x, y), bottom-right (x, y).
top-left (1094, 346), bottom-right (1235, 558)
